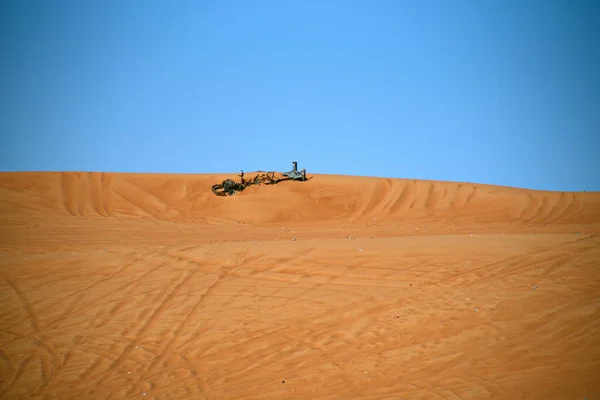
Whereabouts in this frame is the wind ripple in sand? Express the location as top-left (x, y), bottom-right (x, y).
top-left (0, 172), bottom-right (599, 399)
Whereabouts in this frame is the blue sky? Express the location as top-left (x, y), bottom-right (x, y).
top-left (1, 0), bottom-right (598, 191)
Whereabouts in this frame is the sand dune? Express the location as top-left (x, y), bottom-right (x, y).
top-left (1, 172), bottom-right (599, 399)
top-left (1, 172), bottom-right (598, 224)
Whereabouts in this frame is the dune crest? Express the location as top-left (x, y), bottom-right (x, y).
top-left (1, 172), bottom-right (598, 227)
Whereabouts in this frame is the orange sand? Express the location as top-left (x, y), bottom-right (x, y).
top-left (1, 172), bottom-right (599, 399)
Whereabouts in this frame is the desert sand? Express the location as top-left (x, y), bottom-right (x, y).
top-left (1, 171), bottom-right (599, 399)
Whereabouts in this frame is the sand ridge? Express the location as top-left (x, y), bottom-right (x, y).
top-left (1, 172), bottom-right (599, 399)
top-left (1, 172), bottom-right (598, 225)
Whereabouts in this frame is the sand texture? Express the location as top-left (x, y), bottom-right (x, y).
top-left (1, 172), bottom-right (599, 399)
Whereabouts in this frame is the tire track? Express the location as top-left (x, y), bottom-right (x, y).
top-left (0, 328), bottom-right (60, 398)
top-left (439, 234), bottom-right (598, 287)
top-left (1, 329), bottom-right (60, 363)
top-left (5, 276), bottom-right (40, 332)
top-left (40, 251), bottom-right (156, 330)
top-left (0, 355), bottom-right (32, 398)
top-left (80, 356), bottom-right (108, 383)
top-left (103, 266), bottom-right (202, 376)
top-left (246, 246), bottom-right (318, 276)
top-left (94, 258), bottom-right (173, 329)
top-left (0, 345), bottom-right (15, 394)
top-left (29, 354), bottom-right (53, 397)
top-left (147, 271), bottom-right (224, 374)
top-left (251, 267), bottom-right (409, 287)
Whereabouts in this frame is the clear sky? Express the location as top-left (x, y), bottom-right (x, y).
top-left (1, 0), bottom-right (598, 191)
